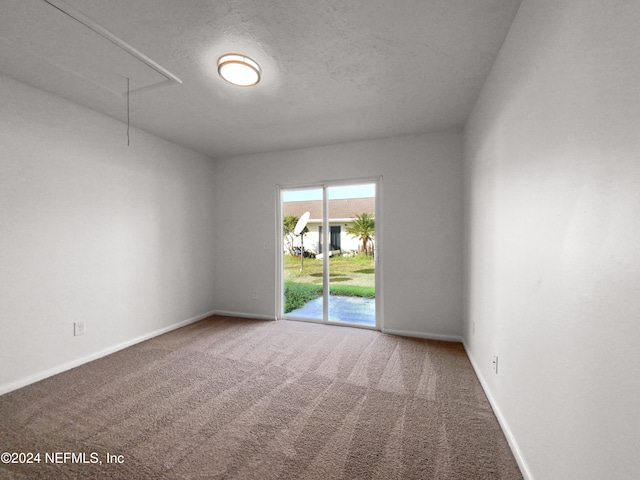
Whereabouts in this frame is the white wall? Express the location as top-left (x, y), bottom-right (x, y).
top-left (0, 76), bottom-right (217, 393)
top-left (213, 132), bottom-right (465, 339)
top-left (464, 1), bottom-right (640, 479)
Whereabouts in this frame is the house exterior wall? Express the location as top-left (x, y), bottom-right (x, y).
top-left (288, 221), bottom-right (364, 255)
top-left (283, 197), bottom-right (376, 255)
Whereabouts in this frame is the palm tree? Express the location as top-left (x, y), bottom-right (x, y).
top-left (346, 212), bottom-right (375, 255)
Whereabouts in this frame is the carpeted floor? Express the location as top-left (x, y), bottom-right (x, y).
top-left (0, 315), bottom-right (522, 479)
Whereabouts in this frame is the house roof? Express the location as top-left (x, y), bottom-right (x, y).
top-left (283, 198), bottom-right (374, 221)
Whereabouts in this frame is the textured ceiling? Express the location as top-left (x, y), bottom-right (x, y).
top-left (0, 0), bottom-right (521, 158)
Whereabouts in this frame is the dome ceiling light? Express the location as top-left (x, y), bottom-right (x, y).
top-left (217, 54), bottom-right (261, 87)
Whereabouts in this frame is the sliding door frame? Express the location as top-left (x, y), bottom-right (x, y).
top-left (276, 176), bottom-right (382, 331)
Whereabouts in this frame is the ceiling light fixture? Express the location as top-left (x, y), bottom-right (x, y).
top-left (217, 54), bottom-right (261, 87)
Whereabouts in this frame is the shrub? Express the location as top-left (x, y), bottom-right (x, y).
top-left (284, 281), bottom-right (322, 313)
top-left (284, 281), bottom-right (376, 313)
top-left (329, 285), bottom-right (375, 298)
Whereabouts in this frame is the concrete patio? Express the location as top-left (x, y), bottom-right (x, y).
top-left (288, 295), bottom-right (375, 326)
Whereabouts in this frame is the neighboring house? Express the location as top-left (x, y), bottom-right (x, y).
top-left (283, 197), bottom-right (374, 256)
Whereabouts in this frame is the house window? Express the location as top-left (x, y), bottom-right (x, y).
top-left (318, 225), bottom-right (341, 253)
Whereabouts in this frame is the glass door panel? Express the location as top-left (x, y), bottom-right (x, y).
top-left (327, 184), bottom-right (376, 326)
top-left (282, 188), bottom-right (323, 321)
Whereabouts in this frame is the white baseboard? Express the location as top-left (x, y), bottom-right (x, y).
top-left (0, 310), bottom-right (216, 396)
top-left (213, 310), bottom-right (277, 321)
top-left (381, 327), bottom-right (462, 343)
top-left (463, 341), bottom-right (534, 480)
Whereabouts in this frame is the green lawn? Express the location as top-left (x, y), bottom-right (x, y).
top-left (284, 254), bottom-right (375, 287)
top-left (283, 254), bottom-right (375, 312)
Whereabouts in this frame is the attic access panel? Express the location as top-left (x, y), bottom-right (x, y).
top-left (0, 0), bottom-right (180, 97)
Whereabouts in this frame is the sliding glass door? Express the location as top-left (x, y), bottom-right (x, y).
top-left (280, 180), bottom-right (378, 328)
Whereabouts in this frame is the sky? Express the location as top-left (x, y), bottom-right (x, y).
top-left (282, 183), bottom-right (375, 202)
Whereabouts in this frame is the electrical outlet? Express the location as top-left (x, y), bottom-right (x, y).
top-left (472, 321), bottom-right (476, 334)
top-left (492, 355), bottom-right (498, 374)
top-left (74, 321), bottom-right (85, 336)
top-left (252, 290), bottom-right (258, 300)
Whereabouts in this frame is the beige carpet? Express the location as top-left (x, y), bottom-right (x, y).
top-left (0, 315), bottom-right (522, 479)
